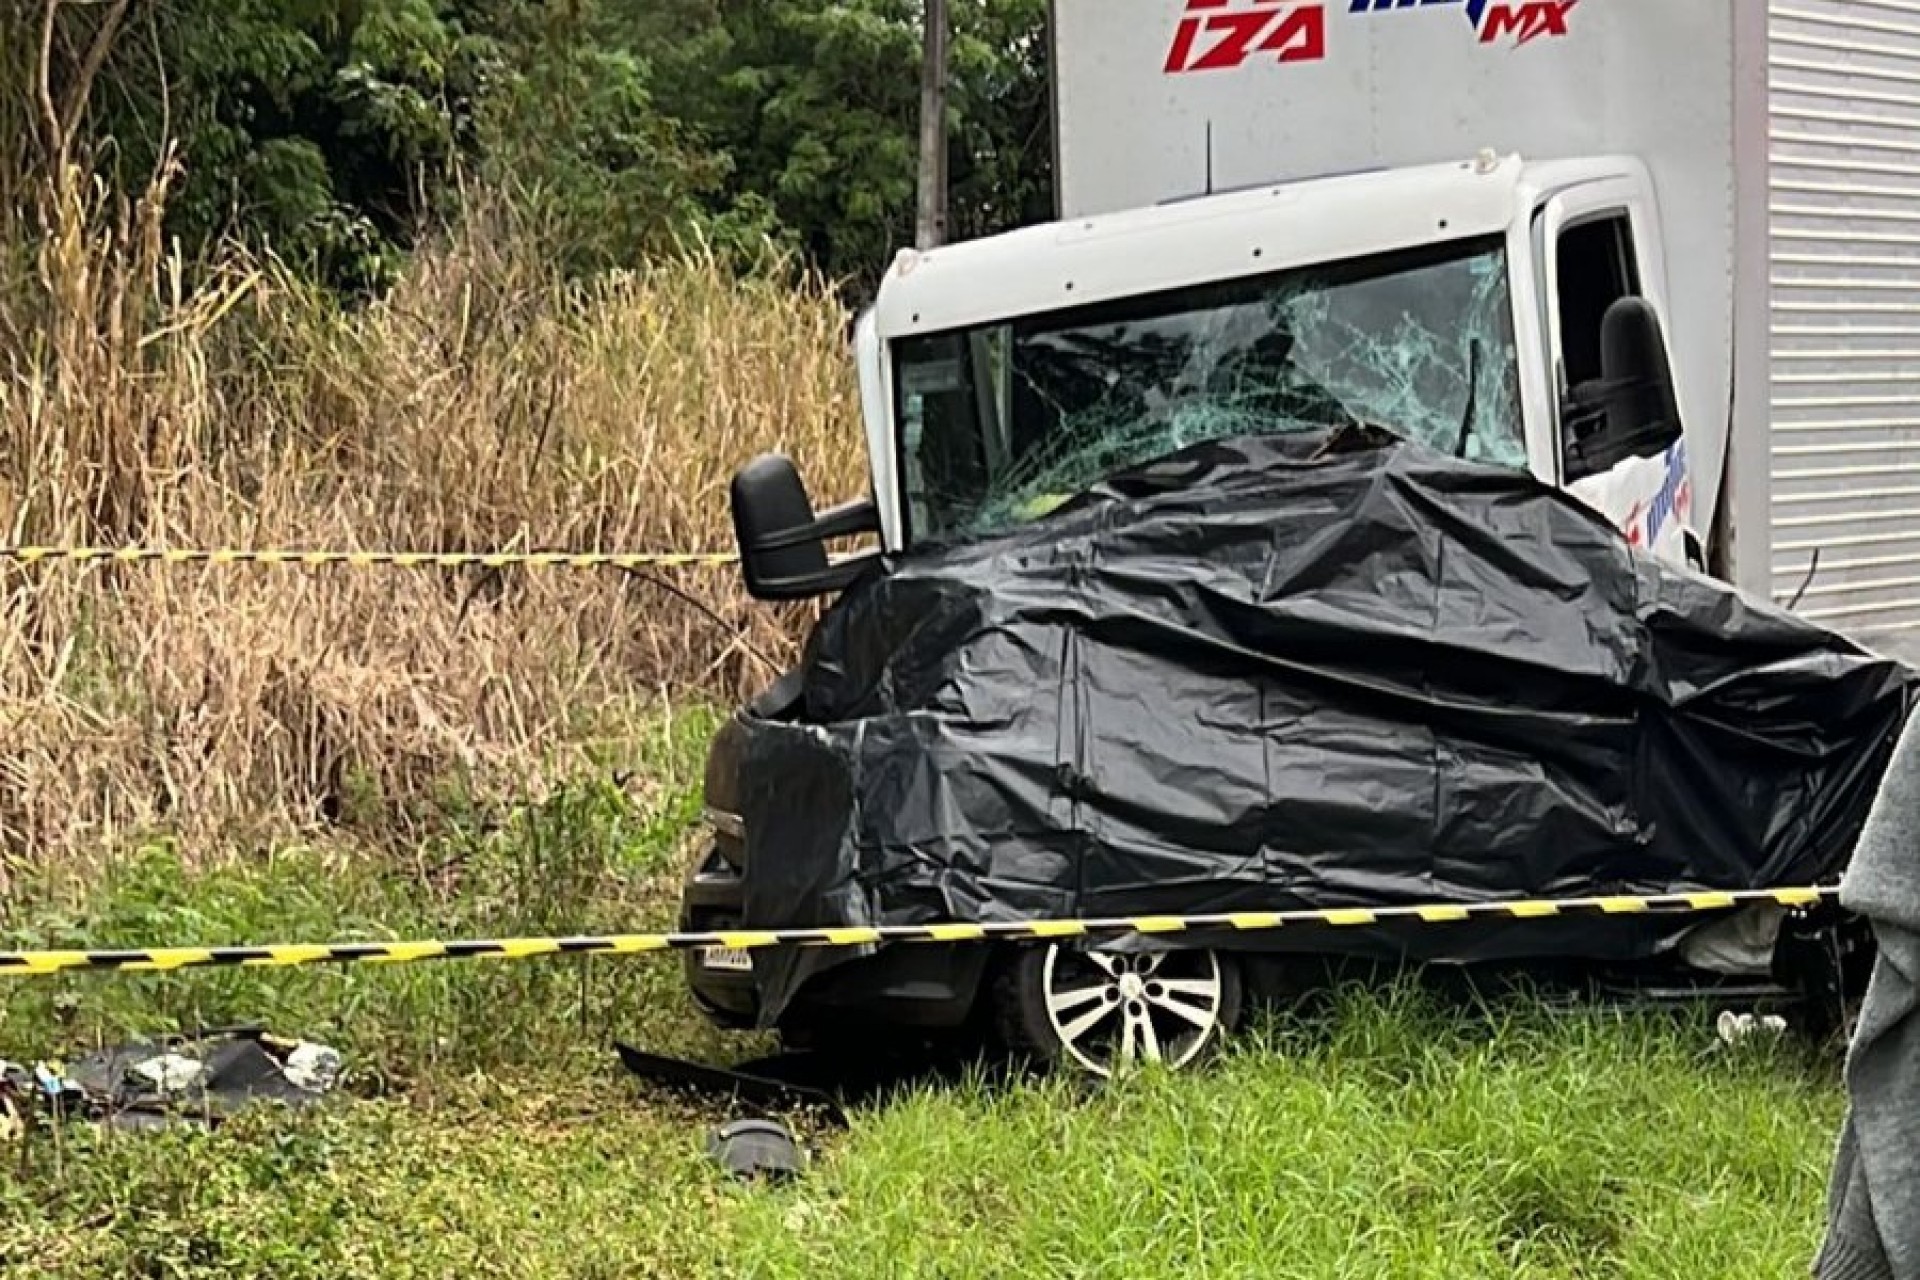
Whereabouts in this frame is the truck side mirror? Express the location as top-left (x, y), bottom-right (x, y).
top-left (1562, 296), bottom-right (1683, 480)
top-left (1599, 296), bottom-right (1682, 441)
top-left (730, 453), bottom-right (882, 602)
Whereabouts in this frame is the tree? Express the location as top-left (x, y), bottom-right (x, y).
top-left (20, 0), bottom-right (492, 289)
top-left (657, 0), bottom-right (1051, 291)
top-left (946, 0), bottom-right (1051, 242)
top-left (3, 0), bottom-right (1054, 291)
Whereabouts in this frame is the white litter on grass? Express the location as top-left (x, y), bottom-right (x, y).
top-left (130, 1053), bottom-right (207, 1092)
top-left (283, 1042), bottom-right (342, 1093)
top-left (1716, 1010), bottom-right (1789, 1045)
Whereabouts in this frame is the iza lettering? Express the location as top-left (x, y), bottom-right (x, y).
top-left (1164, 0), bottom-right (1327, 73)
top-left (1347, 0), bottom-right (1579, 48)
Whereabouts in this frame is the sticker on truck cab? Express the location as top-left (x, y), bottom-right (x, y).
top-left (1567, 436), bottom-right (1696, 567)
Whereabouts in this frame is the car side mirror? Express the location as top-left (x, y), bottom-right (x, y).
top-left (730, 453), bottom-right (882, 602)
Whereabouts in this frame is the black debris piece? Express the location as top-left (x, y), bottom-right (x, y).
top-left (1, 1027), bottom-right (341, 1133)
top-left (706, 1117), bottom-right (807, 1183)
top-left (613, 1040), bottom-right (849, 1127)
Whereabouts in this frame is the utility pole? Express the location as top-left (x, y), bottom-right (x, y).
top-left (915, 0), bottom-right (949, 249)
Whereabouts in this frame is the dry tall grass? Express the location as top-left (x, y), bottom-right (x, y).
top-left (0, 167), bottom-right (864, 882)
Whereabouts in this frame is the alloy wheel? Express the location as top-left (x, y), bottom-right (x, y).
top-left (1039, 944), bottom-right (1231, 1077)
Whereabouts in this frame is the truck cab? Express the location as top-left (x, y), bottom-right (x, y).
top-left (849, 151), bottom-right (1698, 567)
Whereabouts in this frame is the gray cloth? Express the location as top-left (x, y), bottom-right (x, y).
top-left (1816, 710), bottom-right (1920, 1280)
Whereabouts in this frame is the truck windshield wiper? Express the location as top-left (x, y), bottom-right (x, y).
top-left (1454, 337), bottom-right (1482, 459)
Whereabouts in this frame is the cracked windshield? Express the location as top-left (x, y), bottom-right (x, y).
top-left (895, 236), bottom-right (1524, 545)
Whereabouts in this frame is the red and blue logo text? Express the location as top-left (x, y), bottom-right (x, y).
top-left (1348, 0), bottom-right (1578, 47)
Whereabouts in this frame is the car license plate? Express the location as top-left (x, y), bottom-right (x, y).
top-left (700, 946), bottom-right (753, 973)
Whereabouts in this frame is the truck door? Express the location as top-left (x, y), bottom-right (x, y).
top-left (1535, 181), bottom-right (1696, 565)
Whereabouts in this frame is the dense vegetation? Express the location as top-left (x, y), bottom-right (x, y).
top-left (4, 0), bottom-right (1051, 292)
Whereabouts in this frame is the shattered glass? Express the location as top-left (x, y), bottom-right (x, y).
top-left (896, 236), bottom-right (1525, 545)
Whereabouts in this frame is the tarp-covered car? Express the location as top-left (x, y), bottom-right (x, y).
top-left (680, 428), bottom-right (1917, 1075)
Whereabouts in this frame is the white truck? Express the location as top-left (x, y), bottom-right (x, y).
top-left (757, 0), bottom-right (1920, 663)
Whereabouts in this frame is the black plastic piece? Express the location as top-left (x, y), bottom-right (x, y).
top-left (707, 1117), bottom-right (807, 1182)
top-left (747, 667), bottom-right (806, 720)
top-left (614, 1041), bottom-right (848, 1127)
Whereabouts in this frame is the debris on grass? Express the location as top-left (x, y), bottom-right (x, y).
top-left (1, 1028), bottom-right (342, 1134)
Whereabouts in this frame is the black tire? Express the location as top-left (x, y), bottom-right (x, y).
top-left (992, 942), bottom-right (1244, 1077)
top-left (1774, 907), bottom-right (1875, 1048)
top-left (776, 1022), bottom-right (826, 1054)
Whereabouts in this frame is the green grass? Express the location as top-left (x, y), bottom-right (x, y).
top-left (0, 706), bottom-right (1852, 1278)
top-left (0, 992), bottom-right (1843, 1279)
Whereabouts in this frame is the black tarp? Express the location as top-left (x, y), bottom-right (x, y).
top-left (736, 428), bottom-right (1920, 1023)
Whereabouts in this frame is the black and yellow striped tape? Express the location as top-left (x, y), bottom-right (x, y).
top-left (0, 887), bottom-right (1838, 977)
top-left (0, 545), bottom-right (738, 570)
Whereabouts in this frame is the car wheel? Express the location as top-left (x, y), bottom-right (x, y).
top-left (994, 942), bottom-right (1243, 1077)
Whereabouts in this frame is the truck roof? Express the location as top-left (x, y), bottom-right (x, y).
top-left (871, 153), bottom-right (1528, 341)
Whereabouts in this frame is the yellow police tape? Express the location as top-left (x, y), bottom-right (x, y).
top-left (0, 886), bottom-right (1838, 977)
top-left (0, 545), bottom-right (738, 570)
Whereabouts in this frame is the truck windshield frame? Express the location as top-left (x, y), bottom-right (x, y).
top-left (891, 234), bottom-right (1526, 548)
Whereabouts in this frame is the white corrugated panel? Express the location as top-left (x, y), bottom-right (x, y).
top-left (1770, 0), bottom-right (1920, 659)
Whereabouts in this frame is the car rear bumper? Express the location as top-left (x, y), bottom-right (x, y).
top-left (678, 843), bottom-right (762, 1028)
top-left (677, 841), bottom-right (990, 1035)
